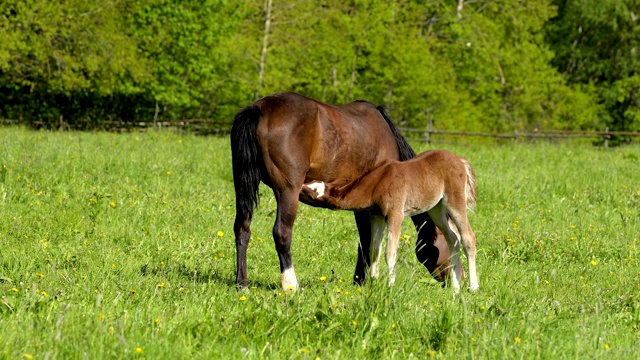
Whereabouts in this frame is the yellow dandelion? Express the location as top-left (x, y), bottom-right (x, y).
top-left (110, 201), bottom-right (117, 208)
top-left (12, 288), bottom-right (19, 293)
top-left (39, 238), bottom-right (47, 243)
top-left (299, 348), bottom-right (310, 354)
top-left (239, 295), bottom-right (247, 301)
top-left (23, 354), bottom-right (33, 360)
top-left (604, 344), bottom-right (610, 350)
top-left (426, 350), bottom-right (437, 356)
top-left (36, 273), bottom-right (44, 278)
top-left (351, 321), bottom-right (357, 327)
top-left (41, 291), bottom-right (48, 297)
top-left (135, 347), bottom-right (143, 354)
top-left (130, 289), bottom-right (138, 294)
top-left (515, 336), bottom-right (522, 343)
top-left (591, 260), bottom-right (598, 266)
top-left (111, 263), bottom-right (116, 269)
top-left (156, 283), bottom-right (166, 288)
top-left (336, 288), bottom-right (342, 294)
top-left (320, 276), bottom-right (327, 281)
top-left (166, 171), bottom-right (172, 175)
top-left (217, 231), bottom-right (224, 237)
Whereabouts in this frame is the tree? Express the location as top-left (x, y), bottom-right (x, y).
top-left (546, 0), bottom-right (640, 131)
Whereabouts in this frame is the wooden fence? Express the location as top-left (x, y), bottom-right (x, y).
top-left (400, 127), bottom-right (640, 148)
top-left (3, 118), bottom-right (640, 147)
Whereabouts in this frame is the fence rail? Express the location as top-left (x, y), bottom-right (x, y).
top-left (400, 127), bottom-right (640, 147)
top-left (3, 118), bottom-right (640, 147)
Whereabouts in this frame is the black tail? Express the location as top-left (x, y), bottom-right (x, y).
top-left (230, 105), bottom-right (262, 219)
top-left (375, 106), bottom-right (416, 161)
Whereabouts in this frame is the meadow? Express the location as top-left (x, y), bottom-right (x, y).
top-left (1, 127), bottom-right (639, 359)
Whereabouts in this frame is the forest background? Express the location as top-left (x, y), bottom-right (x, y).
top-left (0, 0), bottom-right (638, 134)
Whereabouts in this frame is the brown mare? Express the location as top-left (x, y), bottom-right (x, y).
top-left (301, 150), bottom-right (479, 293)
top-left (230, 92), bottom-right (451, 291)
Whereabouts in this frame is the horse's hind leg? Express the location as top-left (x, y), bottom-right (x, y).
top-left (272, 188), bottom-right (300, 292)
top-left (234, 211), bottom-right (252, 290)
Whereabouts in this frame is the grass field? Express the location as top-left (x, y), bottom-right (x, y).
top-left (1, 127), bottom-right (639, 359)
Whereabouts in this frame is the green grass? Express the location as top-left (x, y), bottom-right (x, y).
top-left (1, 127), bottom-right (639, 359)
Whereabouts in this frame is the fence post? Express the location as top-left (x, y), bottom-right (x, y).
top-left (604, 127), bottom-right (609, 149)
top-left (425, 113), bottom-right (433, 145)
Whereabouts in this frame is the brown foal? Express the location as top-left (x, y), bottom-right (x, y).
top-left (301, 150), bottom-right (479, 293)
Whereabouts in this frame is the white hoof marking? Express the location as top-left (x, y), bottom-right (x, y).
top-left (281, 267), bottom-right (298, 292)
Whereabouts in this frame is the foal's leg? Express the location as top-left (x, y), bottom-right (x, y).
top-left (427, 203), bottom-right (463, 293)
top-left (448, 209), bottom-right (479, 292)
top-left (272, 188), bottom-right (300, 292)
top-left (368, 215), bottom-right (386, 280)
top-left (385, 211), bottom-right (404, 286)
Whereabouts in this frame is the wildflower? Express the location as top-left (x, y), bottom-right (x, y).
top-left (36, 273), bottom-right (44, 278)
top-left (426, 350), bottom-right (437, 356)
top-left (110, 201), bottom-right (117, 208)
top-left (239, 296), bottom-right (247, 301)
top-left (217, 231), bottom-right (224, 237)
top-left (41, 291), bottom-right (48, 297)
top-left (351, 321), bottom-right (357, 327)
top-left (320, 276), bottom-right (327, 281)
top-left (23, 354), bottom-right (33, 360)
top-left (131, 289), bottom-right (138, 294)
top-left (299, 348), bottom-right (310, 354)
top-left (515, 336), bottom-right (522, 343)
top-left (166, 171), bottom-right (172, 175)
top-left (11, 288), bottom-right (18, 293)
top-left (136, 347), bottom-right (143, 354)
top-left (591, 260), bottom-right (598, 266)
top-left (336, 288), bottom-right (342, 294)
top-left (39, 238), bottom-right (47, 243)
top-left (604, 344), bottom-right (610, 350)
top-left (156, 283), bottom-right (166, 288)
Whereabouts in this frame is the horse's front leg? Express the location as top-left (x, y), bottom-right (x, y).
top-left (353, 211), bottom-right (371, 284)
top-left (273, 189), bottom-right (301, 292)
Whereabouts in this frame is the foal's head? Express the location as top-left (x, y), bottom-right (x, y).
top-left (300, 181), bottom-right (339, 209)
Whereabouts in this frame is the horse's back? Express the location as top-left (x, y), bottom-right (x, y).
top-left (254, 93), bottom-right (401, 188)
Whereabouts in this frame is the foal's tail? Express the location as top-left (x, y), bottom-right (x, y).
top-left (230, 105), bottom-right (263, 219)
top-left (461, 157), bottom-right (477, 212)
